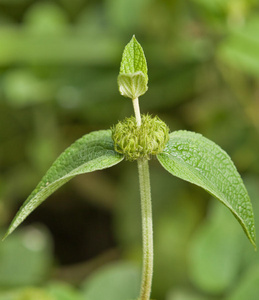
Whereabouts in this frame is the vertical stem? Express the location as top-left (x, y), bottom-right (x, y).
top-left (132, 95), bottom-right (153, 299)
top-left (133, 98), bottom-right (141, 126)
top-left (137, 158), bottom-right (153, 300)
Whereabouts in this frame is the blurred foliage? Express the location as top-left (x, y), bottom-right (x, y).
top-left (0, 226), bottom-right (52, 287)
top-left (81, 261), bottom-right (141, 300)
top-left (0, 0), bottom-right (259, 299)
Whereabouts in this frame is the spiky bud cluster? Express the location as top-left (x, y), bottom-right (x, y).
top-left (112, 114), bottom-right (169, 161)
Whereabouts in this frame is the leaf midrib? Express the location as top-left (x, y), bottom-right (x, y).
top-left (5, 154), bottom-right (124, 238)
top-left (158, 150), bottom-right (254, 244)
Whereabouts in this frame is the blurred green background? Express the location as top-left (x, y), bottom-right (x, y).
top-left (0, 0), bottom-right (259, 299)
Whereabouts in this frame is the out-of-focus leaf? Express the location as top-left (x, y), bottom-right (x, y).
top-left (24, 2), bottom-right (68, 34)
top-left (2, 69), bottom-right (52, 107)
top-left (0, 288), bottom-right (53, 300)
top-left (157, 130), bottom-right (256, 248)
top-left (227, 263), bottom-right (259, 300)
top-left (0, 280), bottom-right (84, 300)
top-left (105, 0), bottom-right (150, 32)
top-left (191, 0), bottom-right (256, 21)
top-left (4, 130), bottom-right (123, 239)
top-left (0, 30), bottom-right (121, 65)
top-left (0, 226), bottom-right (52, 287)
top-left (153, 195), bottom-right (203, 297)
top-left (191, 0), bottom-right (227, 12)
top-left (166, 289), bottom-right (209, 300)
top-left (219, 17), bottom-right (259, 78)
top-left (47, 282), bottom-right (84, 300)
top-left (188, 201), bottom-right (244, 294)
top-left (81, 261), bottom-right (141, 300)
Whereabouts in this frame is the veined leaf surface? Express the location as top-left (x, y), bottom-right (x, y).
top-left (4, 130), bottom-right (123, 239)
top-left (157, 130), bottom-right (256, 248)
top-left (118, 35), bottom-right (148, 99)
top-left (119, 36), bottom-right (148, 80)
top-left (118, 72), bottom-right (147, 100)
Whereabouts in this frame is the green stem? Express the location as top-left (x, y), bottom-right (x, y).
top-left (137, 158), bottom-right (153, 300)
top-left (133, 97), bottom-right (141, 126)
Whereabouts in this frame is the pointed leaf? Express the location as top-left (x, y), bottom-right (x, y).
top-left (118, 35), bottom-right (148, 99)
top-left (157, 130), bottom-right (256, 248)
top-left (4, 130), bottom-right (123, 239)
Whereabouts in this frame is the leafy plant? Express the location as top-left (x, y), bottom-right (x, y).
top-left (3, 36), bottom-right (256, 300)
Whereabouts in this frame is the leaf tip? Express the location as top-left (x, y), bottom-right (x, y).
top-left (2, 231), bottom-right (10, 242)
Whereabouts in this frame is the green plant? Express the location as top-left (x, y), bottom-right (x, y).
top-left (3, 36), bottom-right (256, 300)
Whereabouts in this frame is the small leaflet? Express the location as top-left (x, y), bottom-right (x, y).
top-left (118, 36), bottom-right (148, 99)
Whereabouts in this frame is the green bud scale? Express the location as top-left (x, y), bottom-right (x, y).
top-left (112, 114), bottom-right (169, 161)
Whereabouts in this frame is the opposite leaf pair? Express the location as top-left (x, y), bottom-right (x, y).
top-left (4, 122), bottom-right (256, 249)
top-left (4, 36), bottom-right (256, 300)
top-left (4, 35), bottom-right (256, 265)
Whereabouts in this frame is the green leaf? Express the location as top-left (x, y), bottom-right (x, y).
top-left (119, 36), bottom-right (148, 79)
top-left (46, 282), bottom-right (84, 300)
top-left (227, 263), bottom-right (259, 300)
top-left (218, 17), bottom-right (259, 78)
top-left (81, 261), bottom-right (141, 300)
top-left (118, 35), bottom-right (148, 99)
top-left (118, 72), bottom-right (147, 100)
top-left (0, 226), bottom-right (53, 286)
top-left (189, 201), bottom-right (244, 294)
top-left (4, 130), bottom-right (123, 240)
top-left (167, 288), bottom-right (210, 300)
top-left (157, 130), bottom-right (256, 249)
top-left (0, 288), bottom-right (53, 300)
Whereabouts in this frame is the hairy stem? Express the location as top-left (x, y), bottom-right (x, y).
top-left (133, 98), bottom-right (141, 126)
top-left (137, 158), bottom-right (153, 300)
top-left (132, 95), bottom-right (153, 299)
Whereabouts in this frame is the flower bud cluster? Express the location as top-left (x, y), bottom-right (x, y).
top-left (112, 114), bottom-right (169, 161)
